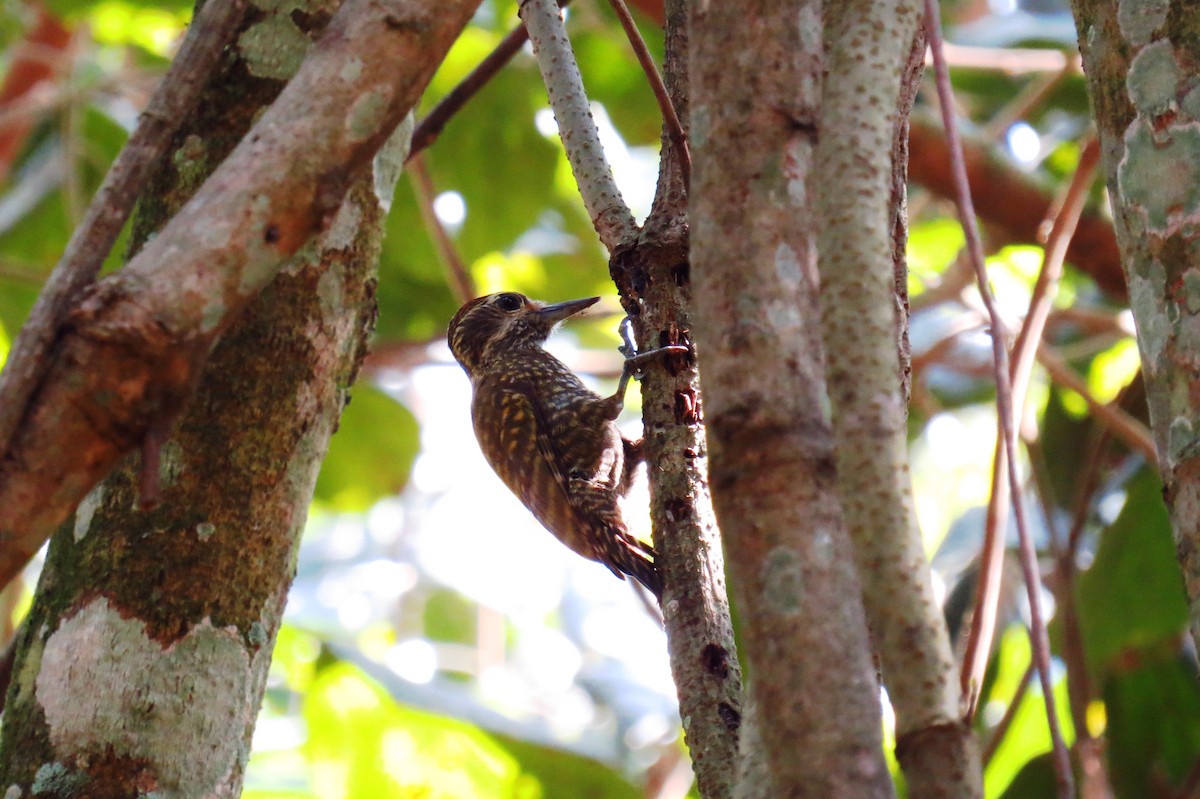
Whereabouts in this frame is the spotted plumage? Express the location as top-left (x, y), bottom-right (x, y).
top-left (447, 292), bottom-right (662, 597)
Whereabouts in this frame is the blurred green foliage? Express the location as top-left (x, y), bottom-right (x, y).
top-left (0, 0), bottom-right (1197, 796)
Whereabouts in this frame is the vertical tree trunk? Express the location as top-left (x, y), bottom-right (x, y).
top-left (610, 3), bottom-right (743, 797)
top-left (0, 2), bottom-right (413, 793)
top-left (816, 2), bottom-right (983, 793)
top-left (1069, 0), bottom-right (1200, 649)
top-left (688, 2), bottom-right (896, 796)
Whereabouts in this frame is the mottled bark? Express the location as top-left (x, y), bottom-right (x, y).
top-left (610, 2), bottom-right (742, 797)
top-left (1069, 0), bottom-right (1200, 649)
top-left (0, 0), bottom-right (424, 794)
top-left (0, 0), bottom-right (479, 587)
top-left (688, 2), bottom-right (894, 797)
top-left (815, 2), bottom-right (981, 795)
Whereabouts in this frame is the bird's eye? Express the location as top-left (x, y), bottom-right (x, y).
top-left (493, 293), bottom-right (522, 312)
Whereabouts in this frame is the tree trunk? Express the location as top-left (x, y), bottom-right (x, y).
top-left (608, 2), bottom-right (744, 798)
top-left (688, 2), bottom-right (896, 796)
top-left (1069, 0), bottom-right (1200, 651)
top-left (0, 1), bottom-right (420, 793)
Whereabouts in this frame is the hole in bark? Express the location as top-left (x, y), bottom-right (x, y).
top-left (701, 643), bottom-right (730, 679)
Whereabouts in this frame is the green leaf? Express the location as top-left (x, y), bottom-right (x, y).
top-left (304, 663), bottom-right (641, 799)
top-left (314, 387), bottom-right (420, 512)
top-left (907, 217), bottom-right (965, 292)
top-left (1074, 468), bottom-right (1187, 681)
top-left (423, 589), bottom-right (478, 647)
top-left (1105, 654), bottom-right (1200, 798)
top-left (995, 753), bottom-right (1059, 799)
top-left (983, 627), bottom-right (1074, 799)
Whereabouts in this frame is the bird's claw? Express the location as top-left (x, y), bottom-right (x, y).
top-left (618, 315), bottom-right (638, 360)
top-left (617, 315), bottom-right (690, 381)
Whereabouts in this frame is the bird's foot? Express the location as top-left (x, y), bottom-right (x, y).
top-left (603, 316), bottom-right (691, 420)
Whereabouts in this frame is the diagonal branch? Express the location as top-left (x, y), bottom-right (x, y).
top-left (0, 0), bottom-right (248, 464)
top-left (408, 0), bottom-right (572, 159)
top-left (0, 0), bottom-right (482, 589)
top-left (408, 152), bottom-right (474, 302)
top-left (518, 0), bottom-right (638, 250)
top-left (959, 136), bottom-right (1099, 717)
top-left (605, 0), bottom-right (689, 189)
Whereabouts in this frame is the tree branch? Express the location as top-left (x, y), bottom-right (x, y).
top-left (408, 152), bottom-right (474, 302)
top-left (0, 3), bottom-right (72, 182)
top-left (959, 136), bottom-right (1099, 717)
top-left (0, 0), bottom-right (482, 588)
top-left (908, 115), bottom-right (1126, 299)
top-left (408, 0), bottom-right (571, 159)
top-left (0, 0), bottom-right (248, 465)
top-left (606, 0), bottom-right (689, 189)
top-left (924, 1), bottom-right (1072, 795)
top-left (518, 0), bottom-right (638, 250)
top-left (816, 1), bottom-right (981, 794)
top-left (608, 2), bottom-right (740, 796)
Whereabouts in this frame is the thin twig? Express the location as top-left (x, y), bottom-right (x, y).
top-left (959, 136), bottom-right (1098, 716)
top-left (979, 65), bottom-right (1073, 141)
top-left (408, 1), bottom-right (554, 158)
top-left (407, 151), bottom-right (474, 302)
top-left (0, 5), bottom-right (72, 182)
top-left (0, 0), bottom-right (249, 461)
top-left (518, 0), bottom-right (638, 250)
top-left (408, 0), bottom-right (572, 160)
top-left (924, 3), bottom-right (1074, 796)
top-left (0, 262), bottom-right (47, 285)
top-left (1037, 344), bottom-right (1158, 465)
top-left (605, 0), bottom-right (689, 189)
top-left (932, 42), bottom-right (1082, 75)
top-left (1028, 435), bottom-right (1100, 782)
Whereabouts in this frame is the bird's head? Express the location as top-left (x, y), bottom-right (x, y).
top-left (447, 292), bottom-right (599, 376)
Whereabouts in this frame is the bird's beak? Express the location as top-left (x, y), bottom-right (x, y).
top-left (535, 296), bottom-right (600, 325)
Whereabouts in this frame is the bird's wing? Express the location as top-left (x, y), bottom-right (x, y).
top-left (472, 385), bottom-right (595, 560)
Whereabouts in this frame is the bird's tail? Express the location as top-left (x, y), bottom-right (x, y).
top-left (603, 529), bottom-right (662, 600)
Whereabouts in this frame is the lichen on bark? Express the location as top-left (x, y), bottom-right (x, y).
top-left (1071, 0), bottom-right (1200, 652)
top-left (0, 0), bottom-right (423, 792)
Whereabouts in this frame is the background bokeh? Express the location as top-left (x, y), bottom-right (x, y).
top-left (0, 1), bottom-right (1192, 796)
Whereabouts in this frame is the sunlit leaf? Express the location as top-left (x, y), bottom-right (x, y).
top-left (983, 628), bottom-right (1074, 799)
top-left (87, 1), bottom-right (186, 55)
top-left (1087, 336), bottom-right (1140, 405)
top-left (907, 217), bottom-right (965, 292)
top-left (272, 625), bottom-right (322, 694)
top-left (305, 663), bottom-right (640, 799)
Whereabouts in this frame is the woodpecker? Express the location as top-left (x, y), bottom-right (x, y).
top-left (447, 292), bottom-right (680, 598)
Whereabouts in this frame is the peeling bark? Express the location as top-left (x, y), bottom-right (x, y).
top-left (0, 0), bottom-right (425, 793)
